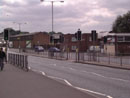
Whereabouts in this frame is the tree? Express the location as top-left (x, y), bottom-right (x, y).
top-left (112, 11), bottom-right (130, 33)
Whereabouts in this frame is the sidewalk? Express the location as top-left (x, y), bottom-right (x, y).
top-left (0, 64), bottom-right (96, 98)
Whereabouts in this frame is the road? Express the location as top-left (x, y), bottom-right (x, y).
top-left (8, 48), bottom-right (130, 65)
top-left (28, 55), bottom-right (130, 98)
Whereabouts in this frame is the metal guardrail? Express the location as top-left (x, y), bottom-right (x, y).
top-left (47, 52), bottom-right (130, 66)
top-left (8, 53), bottom-right (29, 72)
top-left (75, 52), bottom-right (130, 66)
top-left (8, 48), bottom-right (130, 67)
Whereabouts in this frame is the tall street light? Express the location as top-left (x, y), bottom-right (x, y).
top-left (13, 22), bottom-right (27, 52)
top-left (13, 22), bottom-right (27, 32)
top-left (41, 0), bottom-right (64, 33)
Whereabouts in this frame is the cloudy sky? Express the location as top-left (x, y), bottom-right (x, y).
top-left (0, 0), bottom-right (130, 34)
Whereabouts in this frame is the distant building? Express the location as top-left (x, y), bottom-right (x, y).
top-left (1, 28), bottom-right (29, 37)
top-left (9, 32), bottom-right (50, 49)
top-left (103, 33), bottom-right (130, 55)
top-left (9, 32), bottom-right (100, 52)
top-left (0, 35), bottom-right (6, 47)
top-left (61, 33), bottom-right (99, 52)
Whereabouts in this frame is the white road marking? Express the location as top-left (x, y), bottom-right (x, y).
top-left (91, 72), bottom-right (106, 78)
top-left (109, 77), bottom-right (130, 83)
top-left (69, 68), bottom-right (76, 71)
top-left (30, 68), bottom-right (113, 98)
top-left (31, 69), bottom-right (39, 73)
top-left (47, 76), bottom-right (73, 86)
top-left (50, 64), bottom-right (57, 66)
top-left (91, 72), bottom-right (130, 83)
top-left (75, 87), bottom-right (113, 98)
top-left (82, 70), bottom-right (91, 74)
top-left (107, 96), bottom-right (113, 98)
top-left (41, 71), bottom-right (46, 76)
top-left (47, 76), bottom-right (64, 80)
top-left (28, 67), bottom-right (31, 70)
top-left (82, 71), bottom-right (130, 83)
top-left (64, 79), bottom-right (73, 86)
top-left (47, 75), bottom-right (109, 98)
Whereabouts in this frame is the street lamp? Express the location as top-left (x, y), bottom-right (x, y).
top-left (13, 22), bottom-right (27, 52)
top-left (13, 22), bottom-right (27, 32)
top-left (41, 0), bottom-right (64, 33)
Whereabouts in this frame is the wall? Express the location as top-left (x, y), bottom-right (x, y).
top-left (104, 44), bottom-right (115, 55)
top-left (62, 33), bottom-right (98, 52)
top-left (32, 32), bottom-right (50, 49)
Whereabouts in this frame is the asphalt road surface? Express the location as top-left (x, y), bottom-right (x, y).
top-left (27, 55), bottom-right (130, 98)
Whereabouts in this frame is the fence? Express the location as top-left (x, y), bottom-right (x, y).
top-left (76, 52), bottom-right (130, 66)
top-left (8, 48), bottom-right (130, 68)
top-left (8, 53), bottom-right (29, 71)
top-left (47, 52), bottom-right (130, 67)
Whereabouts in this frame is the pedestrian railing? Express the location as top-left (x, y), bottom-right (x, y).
top-left (8, 48), bottom-right (130, 68)
top-left (75, 52), bottom-right (130, 67)
top-left (8, 53), bottom-right (29, 71)
top-left (47, 51), bottom-right (130, 67)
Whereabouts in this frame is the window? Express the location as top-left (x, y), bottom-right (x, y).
top-left (71, 37), bottom-right (77, 42)
top-left (117, 36), bottom-right (124, 42)
top-left (117, 36), bottom-right (130, 42)
top-left (26, 40), bottom-right (31, 48)
top-left (71, 46), bottom-right (77, 50)
top-left (89, 37), bottom-right (92, 42)
top-left (125, 36), bottom-right (130, 42)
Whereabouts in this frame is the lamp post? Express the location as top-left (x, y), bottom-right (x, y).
top-left (13, 22), bottom-right (27, 32)
top-left (41, 0), bottom-right (64, 33)
top-left (13, 22), bottom-right (27, 52)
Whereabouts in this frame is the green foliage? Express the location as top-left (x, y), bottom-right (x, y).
top-left (112, 11), bottom-right (130, 33)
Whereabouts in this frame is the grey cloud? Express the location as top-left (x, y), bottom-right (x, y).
top-left (1, 0), bottom-right (130, 33)
top-left (99, 0), bottom-right (130, 10)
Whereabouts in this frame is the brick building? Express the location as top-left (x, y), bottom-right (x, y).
top-left (104, 33), bottom-right (130, 55)
top-left (9, 32), bottom-right (50, 49)
top-left (9, 32), bottom-right (100, 52)
top-left (61, 33), bottom-right (99, 52)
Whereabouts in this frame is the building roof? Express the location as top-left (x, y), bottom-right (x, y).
top-left (11, 32), bottom-right (48, 37)
top-left (108, 33), bottom-right (130, 36)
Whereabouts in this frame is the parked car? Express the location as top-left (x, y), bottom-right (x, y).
top-left (35, 46), bottom-right (44, 52)
top-left (49, 47), bottom-right (60, 52)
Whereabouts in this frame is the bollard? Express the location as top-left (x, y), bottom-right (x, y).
top-left (13, 54), bottom-right (15, 65)
top-left (19, 55), bottom-right (21, 67)
top-left (21, 55), bottom-right (24, 68)
top-left (25, 55), bottom-right (28, 71)
top-left (16, 54), bottom-right (18, 66)
top-left (76, 52), bottom-right (77, 62)
top-left (120, 54), bottom-right (122, 66)
top-left (17, 54), bottom-right (19, 66)
top-left (14, 54), bottom-right (16, 65)
top-left (108, 53), bottom-right (110, 64)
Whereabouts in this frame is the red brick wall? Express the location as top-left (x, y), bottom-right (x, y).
top-left (61, 33), bottom-right (98, 52)
top-left (32, 32), bottom-right (50, 49)
top-left (11, 32), bottom-right (50, 49)
top-left (117, 43), bottom-right (130, 54)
